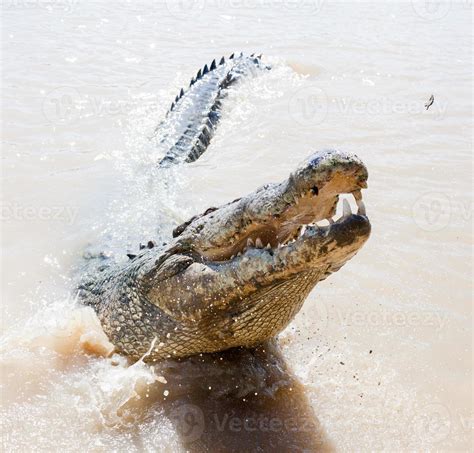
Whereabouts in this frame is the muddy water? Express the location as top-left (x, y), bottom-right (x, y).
top-left (1, 1), bottom-right (472, 451)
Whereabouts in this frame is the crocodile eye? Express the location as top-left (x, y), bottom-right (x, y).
top-left (311, 186), bottom-right (319, 196)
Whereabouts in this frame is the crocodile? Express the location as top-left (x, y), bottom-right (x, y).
top-left (79, 54), bottom-right (371, 362)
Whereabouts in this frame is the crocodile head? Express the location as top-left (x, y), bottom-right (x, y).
top-left (142, 149), bottom-right (370, 354)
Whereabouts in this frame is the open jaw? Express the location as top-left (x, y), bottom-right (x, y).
top-left (173, 149), bottom-right (370, 267)
top-left (211, 191), bottom-right (367, 262)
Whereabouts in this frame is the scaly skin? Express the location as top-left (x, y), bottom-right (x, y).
top-left (79, 55), bottom-right (370, 361)
top-left (156, 52), bottom-right (269, 166)
top-left (79, 149), bottom-right (370, 362)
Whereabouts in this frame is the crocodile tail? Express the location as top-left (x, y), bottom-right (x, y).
top-left (156, 53), bottom-right (269, 166)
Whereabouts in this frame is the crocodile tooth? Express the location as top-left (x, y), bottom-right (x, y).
top-left (356, 199), bottom-right (366, 215)
top-left (189, 77), bottom-right (195, 87)
top-left (229, 52), bottom-right (234, 59)
top-left (342, 199), bottom-right (352, 218)
top-left (255, 238), bottom-right (263, 248)
top-left (196, 69), bottom-right (202, 79)
top-left (237, 251), bottom-right (242, 256)
top-left (266, 243), bottom-right (271, 249)
top-left (175, 95), bottom-right (179, 103)
top-left (210, 59), bottom-right (216, 70)
top-left (219, 56), bottom-right (225, 65)
top-left (247, 238), bottom-right (254, 247)
top-left (300, 192), bottom-right (305, 198)
top-left (203, 64), bottom-right (209, 75)
top-left (170, 102), bottom-right (175, 111)
top-left (179, 88), bottom-right (184, 98)
top-left (294, 196), bottom-right (299, 205)
top-left (230, 255), bottom-right (235, 260)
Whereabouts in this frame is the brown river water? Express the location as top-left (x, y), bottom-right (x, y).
top-left (1, 1), bottom-right (472, 451)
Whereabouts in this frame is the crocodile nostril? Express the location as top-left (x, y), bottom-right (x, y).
top-left (311, 186), bottom-right (319, 196)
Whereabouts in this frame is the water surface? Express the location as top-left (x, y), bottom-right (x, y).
top-left (1, 1), bottom-right (472, 451)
